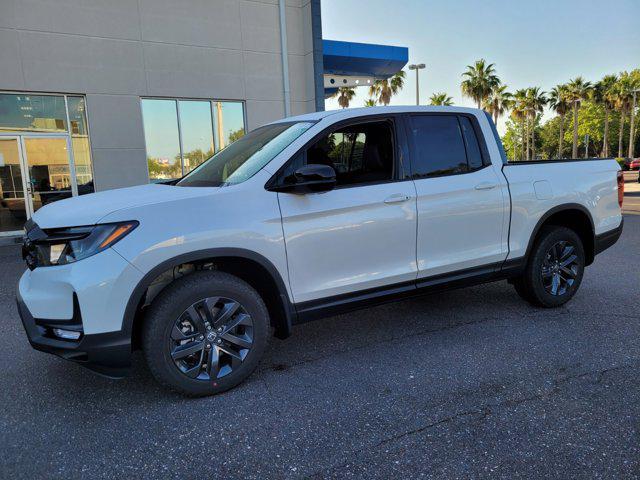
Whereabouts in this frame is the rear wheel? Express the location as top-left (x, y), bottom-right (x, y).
top-left (513, 226), bottom-right (585, 308)
top-left (142, 271), bottom-right (269, 396)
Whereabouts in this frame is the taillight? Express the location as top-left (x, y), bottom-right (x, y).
top-left (617, 171), bottom-right (624, 208)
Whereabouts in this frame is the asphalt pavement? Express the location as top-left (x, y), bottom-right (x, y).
top-left (0, 186), bottom-right (638, 479)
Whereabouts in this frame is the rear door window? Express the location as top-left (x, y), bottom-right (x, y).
top-left (459, 116), bottom-right (484, 170)
top-left (408, 115), bottom-right (468, 178)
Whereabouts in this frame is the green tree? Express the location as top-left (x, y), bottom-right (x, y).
top-left (369, 71), bottom-right (406, 105)
top-left (548, 85), bottom-right (570, 158)
top-left (364, 98), bottom-right (377, 107)
top-left (524, 87), bottom-right (547, 159)
top-left (483, 84), bottom-right (512, 124)
top-left (626, 69), bottom-right (640, 158)
top-left (461, 59), bottom-right (500, 109)
top-left (612, 73), bottom-right (635, 157)
top-left (182, 148), bottom-right (214, 172)
top-left (510, 89), bottom-right (528, 160)
top-left (564, 100), bottom-right (605, 157)
top-left (565, 77), bottom-right (593, 158)
top-left (147, 157), bottom-right (182, 179)
top-left (331, 87), bottom-right (356, 109)
top-left (502, 119), bottom-right (524, 161)
top-left (538, 116), bottom-right (563, 159)
top-left (429, 92), bottom-right (454, 106)
top-left (592, 75), bottom-right (618, 157)
top-left (228, 128), bottom-right (245, 143)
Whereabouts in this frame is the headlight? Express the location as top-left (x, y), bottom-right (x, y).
top-left (29, 221), bottom-right (138, 268)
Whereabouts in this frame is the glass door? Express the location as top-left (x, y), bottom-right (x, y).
top-left (21, 135), bottom-right (76, 217)
top-left (0, 137), bottom-right (28, 235)
top-left (0, 134), bottom-right (76, 235)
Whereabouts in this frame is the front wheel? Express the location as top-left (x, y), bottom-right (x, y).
top-left (142, 271), bottom-right (270, 396)
top-left (513, 226), bottom-right (585, 308)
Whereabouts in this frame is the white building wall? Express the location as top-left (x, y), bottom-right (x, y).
top-left (0, 0), bottom-right (318, 190)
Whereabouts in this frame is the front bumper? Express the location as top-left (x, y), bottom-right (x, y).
top-left (17, 290), bottom-right (132, 378)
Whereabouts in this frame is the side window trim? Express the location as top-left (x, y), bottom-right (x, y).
top-left (396, 114), bottom-right (413, 180)
top-left (266, 115), bottom-right (406, 190)
top-left (406, 113), bottom-right (491, 180)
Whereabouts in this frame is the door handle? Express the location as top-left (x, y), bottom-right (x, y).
top-left (384, 194), bottom-right (411, 204)
top-left (474, 182), bottom-right (497, 190)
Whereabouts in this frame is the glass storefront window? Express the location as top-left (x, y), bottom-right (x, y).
top-left (67, 96), bottom-right (94, 194)
top-left (23, 137), bottom-right (73, 211)
top-left (213, 101), bottom-right (245, 152)
top-left (0, 92), bottom-right (96, 233)
top-left (178, 101), bottom-right (215, 174)
top-left (141, 99), bottom-right (182, 180)
top-left (141, 98), bottom-right (246, 180)
top-left (0, 138), bottom-right (26, 232)
top-left (0, 94), bottom-right (67, 132)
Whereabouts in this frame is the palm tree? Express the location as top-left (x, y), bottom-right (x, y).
top-left (548, 85), bottom-right (570, 158)
top-left (461, 59), bottom-right (500, 109)
top-left (511, 89), bottom-right (528, 160)
top-left (565, 77), bottom-right (593, 158)
top-left (331, 87), bottom-right (356, 109)
top-left (626, 69), bottom-right (640, 158)
top-left (369, 71), bottom-right (406, 106)
top-left (483, 84), bottom-right (512, 124)
top-left (592, 75), bottom-right (617, 157)
top-left (429, 92), bottom-right (454, 106)
top-left (363, 98), bottom-right (376, 107)
top-left (612, 73), bottom-right (635, 157)
top-left (524, 87), bottom-right (547, 160)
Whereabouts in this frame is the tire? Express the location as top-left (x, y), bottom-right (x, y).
top-left (512, 277), bottom-right (534, 303)
top-left (142, 270), bottom-right (270, 396)
top-left (513, 226), bottom-right (585, 308)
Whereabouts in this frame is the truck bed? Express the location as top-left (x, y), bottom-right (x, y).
top-left (501, 158), bottom-right (622, 261)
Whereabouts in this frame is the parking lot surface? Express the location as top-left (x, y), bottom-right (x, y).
top-left (1, 188), bottom-right (638, 479)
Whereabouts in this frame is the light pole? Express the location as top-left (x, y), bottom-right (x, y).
top-left (408, 63), bottom-right (426, 105)
top-left (629, 88), bottom-right (639, 159)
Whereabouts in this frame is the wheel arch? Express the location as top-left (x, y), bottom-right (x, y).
top-left (525, 203), bottom-right (595, 266)
top-left (123, 248), bottom-right (295, 349)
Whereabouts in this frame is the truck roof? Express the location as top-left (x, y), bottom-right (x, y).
top-left (271, 105), bottom-right (486, 124)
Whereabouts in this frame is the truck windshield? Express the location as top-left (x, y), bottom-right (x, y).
top-left (177, 121), bottom-right (314, 187)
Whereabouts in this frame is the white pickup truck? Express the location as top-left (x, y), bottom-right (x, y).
top-left (17, 106), bottom-right (624, 396)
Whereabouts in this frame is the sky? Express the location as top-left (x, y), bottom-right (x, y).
top-left (321, 0), bottom-right (640, 133)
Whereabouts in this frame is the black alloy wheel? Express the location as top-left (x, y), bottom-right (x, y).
top-left (143, 270), bottom-right (269, 396)
top-left (540, 240), bottom-right (580, 296)
top-left (511, 226), bottom-right (585, 308)
top-left (170, 297), bottom-right (254, 381)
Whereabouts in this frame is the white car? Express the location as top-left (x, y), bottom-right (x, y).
top-left (17, 106), bottom-right (624, 396)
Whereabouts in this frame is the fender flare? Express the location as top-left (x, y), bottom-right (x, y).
top-left (523, 203), bottom-right (595, 264)
top-left (121, 248), bottom-right (295, 340)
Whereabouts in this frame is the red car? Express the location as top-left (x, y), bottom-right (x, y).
top-left (630, 158), bottom-right (640, 171)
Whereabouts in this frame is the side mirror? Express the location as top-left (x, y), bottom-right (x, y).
top-left (271, 164), bottom-right (336, 194)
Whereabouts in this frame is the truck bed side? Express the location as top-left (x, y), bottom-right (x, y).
top-left (502, 159), bottom-right (622, 261)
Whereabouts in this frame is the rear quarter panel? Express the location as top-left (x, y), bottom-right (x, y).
top-left (503, 160), bottom-right (622, 260)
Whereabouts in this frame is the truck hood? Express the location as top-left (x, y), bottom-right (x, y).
top-left (32, 183), bottom-right (218, 229)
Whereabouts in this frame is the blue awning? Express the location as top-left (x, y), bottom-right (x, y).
top-left (322, 40), bottom-right (408, 79)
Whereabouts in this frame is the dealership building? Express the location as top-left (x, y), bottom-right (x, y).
top-left (0, 0), bottom-right (407, 238)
